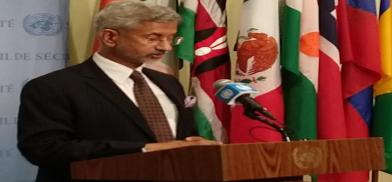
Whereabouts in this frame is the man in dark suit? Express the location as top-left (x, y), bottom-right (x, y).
top-left (17, 1), bottom-right (219, 181)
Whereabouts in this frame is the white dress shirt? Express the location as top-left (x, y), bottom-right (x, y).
top-left (93, 53), bottom-right (178, 137)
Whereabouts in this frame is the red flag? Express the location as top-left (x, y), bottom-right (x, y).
top-left (317, 1), bottom-right (347, 181)
top-left (317, 0), bottom-right (346, 141)
top-left (334, 0), bottom-right (381, 181)
top-left (338, 0), bottom-right (381, 137)
top-left (190, 0), bottom-right (231, 142)
top-left (318, 0), bottom-right (381, 181)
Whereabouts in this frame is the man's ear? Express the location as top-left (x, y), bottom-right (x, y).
top-left (99, 29), bottom-right (119, 47)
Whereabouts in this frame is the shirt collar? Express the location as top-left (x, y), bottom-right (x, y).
top-left (93, 52), bottom-right (144, 84)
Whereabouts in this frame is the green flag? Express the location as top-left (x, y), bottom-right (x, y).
top-left (175, 0), bottom-right (196, 63)
top-left (372, 0), bottom-right (392, 174)
top-left (281, 0), bottom-right (318, 140)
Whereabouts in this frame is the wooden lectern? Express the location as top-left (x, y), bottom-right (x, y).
top-left (71, 138), bottom-right (384, 181)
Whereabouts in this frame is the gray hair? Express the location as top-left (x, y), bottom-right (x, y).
top-left (94, 0), bottom-right (181, 31)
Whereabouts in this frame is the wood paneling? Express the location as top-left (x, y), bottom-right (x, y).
top-left (71, 138), bottom-right (384, 181)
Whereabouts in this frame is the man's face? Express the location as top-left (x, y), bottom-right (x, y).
top-left (114, 21), bottom-right (178, 66)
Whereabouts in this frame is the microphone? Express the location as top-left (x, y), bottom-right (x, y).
top-left (214, 79), bottom-right (276, 121)
top-left (214, 79), bottom-right (291, 142)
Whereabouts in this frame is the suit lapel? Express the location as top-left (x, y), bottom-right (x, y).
top-left (79, 59), bottom-right (156, 140)
top-left (142, 68), bottom-right (183, 108)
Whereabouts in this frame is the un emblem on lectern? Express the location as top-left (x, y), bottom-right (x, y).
top-left (292, 146), bottom-right (322, 169)
top-left (23, 13), bottom-right (62, 36)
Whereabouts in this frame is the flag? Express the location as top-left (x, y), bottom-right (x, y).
top-left (318, 0), bottom-right (382, 181)
top-left (317, 0), bottom-right (346, 140)
top-left (372, 0), bottom-right (392, 174)
top-left (231, 0), bottom-right (284, 142)
top-left (337, 1), bottom-right (381, 181)
top-left (100, 0), bottom-right (113, 7)
top-left (317, 0), bottom-right (347, 181)
top-left (186, 0), bottom-right (231, 142)
top-left (176, 0), bottom-right (197, 63)
top-left (338, 0), bottom-right (381, 138)
top-left (281, 0), bottom-right (318, 140)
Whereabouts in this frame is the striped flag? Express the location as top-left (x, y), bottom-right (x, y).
top-left (183, 0), bottom-right (231, 142)
top-left (317, 0), bottom-right (346, 140)
top-left (317, 1), bottom-right (347, 181)
top-left (372, 0), bottom-right (392, 174)
top-left (231, 0), bottom-right (284, 142)
top-left (281, 0), bottom-right (318, 140)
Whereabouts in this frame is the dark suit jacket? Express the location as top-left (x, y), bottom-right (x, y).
top-left (17, 58), bottom-right (197, 182)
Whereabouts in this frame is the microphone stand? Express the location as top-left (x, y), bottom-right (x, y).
top-left (243, 110), bottom-right (291, 142)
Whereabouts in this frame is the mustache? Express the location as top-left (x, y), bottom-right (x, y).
top-left (151, 50), bottom-right (167, 55)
